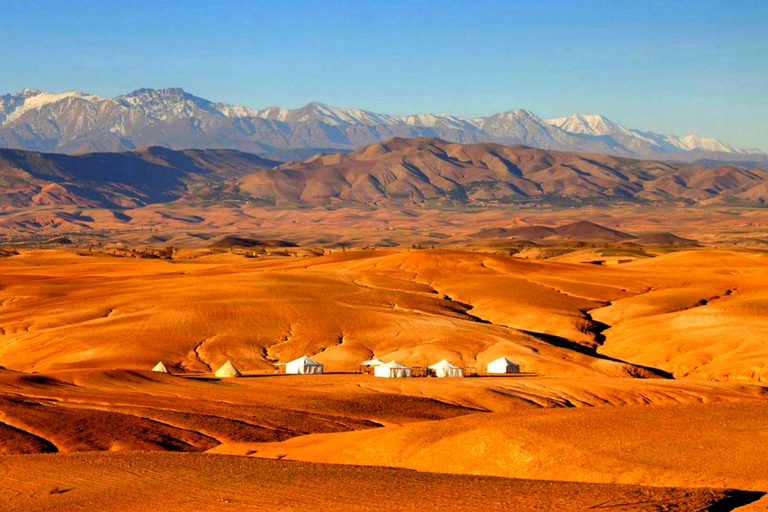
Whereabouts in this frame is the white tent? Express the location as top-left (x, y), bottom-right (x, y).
top-left (428, 359), bottom-right (464, 378)
top-left (374, 360), bottom-right (412, 378)
top-left (486, 357), bottom-right (520, 374)
top-left (361, 358), bottom-right (385, 367)
top-left (285, 356), bottom-right (324, 375)
top-left (214, 360), bottom-right (242, 378)
top-left (151, 361), bottom-right (170, 374)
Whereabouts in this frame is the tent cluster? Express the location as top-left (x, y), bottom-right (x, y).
top-left (363, 358), bottom-right (464, 378)
top-left (150, 355), bottom-right (325, 379)
top-left (151, 360), bottom-right (245, 378)
top-left (362, 356), bottom-right (520, 378)
top-left (150, 355), bottom-right (519, 379)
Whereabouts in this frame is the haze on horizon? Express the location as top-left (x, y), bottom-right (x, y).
top-left (2, 0), bottom-right (766, 151)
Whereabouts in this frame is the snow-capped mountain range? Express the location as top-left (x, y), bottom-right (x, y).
top-left (0, 87), bottom-right (763, 161)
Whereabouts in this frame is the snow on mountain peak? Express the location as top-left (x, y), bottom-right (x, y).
top-left (116, 87), bottom-right (220, 121)
top-left (255, 106), bottom-right (291, 122)
top-left (4, 90), bottom-right (106, 124)
top-left (402, 113), bottom-right (461, 127)
top-left (473, 108), bottom-right (550, 131)
top-left (665, 134), bottom-right (740, 153)
top-left (284, 102), bottom-right (400, 126)
top-left (546, 113), bottom-right (631, 137)
top-left (213, 103), bottom-right (261, 118)
top-left (16, 88), bottom-right (44, 98)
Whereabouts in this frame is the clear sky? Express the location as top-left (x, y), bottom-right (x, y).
top-left (2, 0), bottom-right (766, 150)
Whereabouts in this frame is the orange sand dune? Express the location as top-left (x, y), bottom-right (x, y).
top-left (0, 369), bottom-right (762, 455)
top-left (248, 400), bottom-right (768, 492)
top-left (0, 248), bottom-right (767, 382)
top-left (0, 249), bottom-right (639, 377)
top-left (593, 251), bottom-right (768, 381)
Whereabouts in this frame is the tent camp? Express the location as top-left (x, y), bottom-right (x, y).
top-left (214, 360), bottom-right (242, 378)
top-left (374, 360), bottom-right (412, 378)
top-left (285, 356), bottom-right (324, 375)
top-left (486, 357), bottom-right (520, 374)
top-left (428, 359), bottom-right (464, 378)
top-left (151, 361), bottom-right (170, 374)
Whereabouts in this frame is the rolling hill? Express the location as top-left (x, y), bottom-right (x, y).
top-left (469, 220), bottom-right (635, 243)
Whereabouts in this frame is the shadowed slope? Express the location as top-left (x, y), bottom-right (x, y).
top-left (0, 147), bottom-right (277, 208)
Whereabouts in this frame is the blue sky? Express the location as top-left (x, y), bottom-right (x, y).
top-left (2, 0), bottom-right (766, 149)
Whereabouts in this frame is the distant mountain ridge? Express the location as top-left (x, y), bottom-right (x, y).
top-left (545, 114), bottom-right (761, 156)
top-left (0, 87), bottom-right (764, 162)
top-left (2, 138), bottom-right (767, 212)
top-left (0, 146), bottom-right (276, 209)
top-left (239, 138), bottom-right (768, 207)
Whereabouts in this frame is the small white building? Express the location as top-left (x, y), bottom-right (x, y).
top-left (428, 359), bottom-right (464, 378)
top-left (151, 361), bottom-right (170, 374)
top-left (215, 360), bottom-right (242, 378)
top-left (285, 356), bottom-right (324, 375)
top-left (486, 357), bottom-right (520, 374)
top-left (374, 360), bottom-right (412, 378)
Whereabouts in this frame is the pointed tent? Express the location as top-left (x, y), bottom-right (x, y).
top-left (285, 356), bottom-right (324, 375)
top-left (374, 360), bottom-right (412, 378)
top-left (487, 357), bottom-right (520, 374)
top-left (428, 359), bottom-right (464, 378)
top-left (151, 361), bottom-right (170, 374)
top-left (214, 360), bottom-right (242, 378)
top-left (361, 358), bottom-right (385, 367)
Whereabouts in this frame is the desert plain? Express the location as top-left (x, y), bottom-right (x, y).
top-left (0, 213), bottom-right (767, 511)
